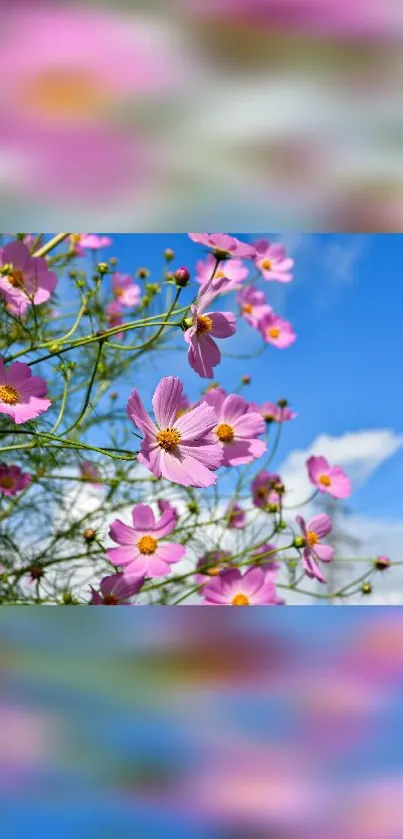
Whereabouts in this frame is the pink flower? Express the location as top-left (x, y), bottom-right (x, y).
top-left (71, 234), bottom-right (112, 255)
top-left (202, 567), bottom-right (283, 606)
top-left (105, 300), bottom-right (124, 339)
top-left (254, 239), bottom-right (294, 283)
top-left (195, 550), bottom-right (232, 586)
top-left (307, 455), bottom-right (352, 499)
top-left (158, 499), bottom-right (179, 524)
top-left (0, 360), bottom-right (51, 424)
top-left (250, 400), bottom-right (297, 423)
top-left (196, 254), bottom-right (248, 291)
top-left (203, 389), bottom-right (266, 465)
top-left (258, 311), bottom-right (296, 348)
top-left (112, 273), bottom-right (141, 308)
top-left (237, 286), bottom-right (272, 328)
top-left (0, 241), bottom-right (57, 317)
top-left (107, 502), bottom-right (185, 578)
top-left (252, 543), bottom-right (283, 586)
top-left (189, 233), bottom-right (256, 259)
top-left (127, 376), bottom-right (223, 487)
top-left (252, 471), bottom-right (284, 509)
top-left (375, 555), bottom-right (391, 571)
top-left (184, 280), bottom-right (236, 379)
top-left (226, 502), bottom-right (246, 529)
top-left (90, 572), bottom-right (143, 605)
top-left (80, 460), bottom-right (102, 489)
top-left (296, 514), bottom-right (334, 584)
top-left (0, 464), bottom-right (31, 496)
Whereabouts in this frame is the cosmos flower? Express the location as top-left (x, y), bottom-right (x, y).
top-left (0, 359), bottom-right (51, 424)
top-left (202, 567), bottom-right (284, 606)
top-left (189, 233), bottom-right (256, 259)
top-left (237, 286), bottom-right (272, 328)
top-left (203, 388), bottom-right (266, 465)
top-left (184, 280), bottom-right (236, 379)
top-left (79, 461), bottom-right (102, 489)
top-left (127, 376), bottom-right (223, 487)
top-left (90, 572), bottom-right (144, 605)
top-left (254, 239), bottom-right (294, 283)
top-left (226, 502), bottom-right (247, 528)
top-left (195, 550), bottom-right (232, 586)
top-left (296, 514), bottom-right (334, 584)
top-left (251, 471), bottom-right (284, 509)
top-left (307, 455), bottom-right (352, 499)
top-left (0, 240), bottom-right (57, 317)
top-left (107, 502), bottom-right (185, 578)
top-left (111, 273), bottom-right (141, 308)
top-left (250, 401), bottom-right (296, 423)
top-left (0, 464), bottom-right (31, 496)
top-left (258, 311), bottom-right (296, 348)
top-left (71, 234), bottom-right (112, 254)
top-left (196, 253), bottom-right (248, 291)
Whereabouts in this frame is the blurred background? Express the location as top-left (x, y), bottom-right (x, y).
top-left (2, 607), bottom-right (403, 837)
top-left (2, 1), bottom-right (403, 230)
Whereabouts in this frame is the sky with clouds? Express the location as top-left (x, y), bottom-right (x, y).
top-left (88, 232), bottom-right (403, 603)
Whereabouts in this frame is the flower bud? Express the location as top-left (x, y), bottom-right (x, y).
top-left (69, 270), bottom-right (78, 279)
top-left (137, 267), bottom-right (149, 279)
top-left (96, 262), bottom-right (109, 275)
top-left (241, 375), bottom-right (251, 385)
top-left (361, 582), bottom-right (373, 595)
top-left (174, 267), bottom-right (190, 287)
top-left (62, 591), bottom-right (76, 605)
top-left (293, 536), bottom-right (306, 549)
top-left (109, 256), bottom-right (118, 266)
top-left (278, 398), bottom-right (288, 408)
top-left (268, 503), bottom-right (279, 514)
top-left (164, 248), bottom-right (175, 262)
top-left (109, 391), bottom-right (118, 401)
top-left (83, 528), bottom-right (96, 543)
top-left (187, 500), bottom-right (199, 515)
top-left (375, 555), bottom-right (391, 571)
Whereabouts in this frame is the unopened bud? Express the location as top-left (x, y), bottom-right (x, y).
top-left (96, 262), bottom-right (109, 275)
top-left (293, 536), bottom-right (306, 549)
top-left (187, 500), bottom-right (199, 515)
top-left (164, 248), bottom-right (175, 262)
top-left (375, 555), bottom-right (391, 571)
top-left (278, 398), bottom-right (288, 408)
top-left (361, 582), bottom-right (373, 595)
top-left (83, 528), bottom-right (96, 543)
top-left (137, 267), bottom-right (149, 279)
top-left (268, 503), bottom-right (280, 514)
top-left (241, 375), bottom-right (251, 385)
top-left (174, 267), bottom-right (190, 287)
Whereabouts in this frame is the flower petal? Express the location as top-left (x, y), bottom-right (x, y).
top-left (152, 376), bottom-right (184, 428)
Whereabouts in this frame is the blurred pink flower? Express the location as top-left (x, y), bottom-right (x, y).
top-left (185, 280), bottom-right (236, 379)
top-left (71, 234), bottom-right (112, 254)
top-left (195, 550), bottom-right (232, 586)
top-left (297, 513), bottom-right (334, 583)
top-left (252, 470), bottom-right (284, 509)
top-left (250, 400), bottom-right (297, 422)
top-left (105, 300), bottom-right (124, 340)
top-left (252, 543), bottom-right (282, 582)
top-left (90, 572), bottom-right (143, 605)
top-left (112, 273), bottom-right (141, 308)
top-left (79, 460), bottom-right (102, 489)
top-left (127, 376), bottom-right (223, 487)
top-left (203, 388), bottom-right (266, 465)
top-left (0, 240), bottom-right (57, 317)
top-left (254, 239), bottom-right (294, 283)
top-left (189, 233), bottom-right (256, 259)
top-left (203, 567), bottom-right (283, 605)
top-left (307, 455), bottom-right (352, 499)
top-left (258, 311), bottom-right (296, 348)
top-left (237, 286), bottom-right (272, 328)
top-left (196, 254), bottom-right (248, 291)
top-left (107, 502), bottom-right (185, 578)
top-left (226, 502), bottom-right (247, 528)
top-left (0, 463), bottom-right (31, 496)
top-left (0, 359), bottom-right (51, 424)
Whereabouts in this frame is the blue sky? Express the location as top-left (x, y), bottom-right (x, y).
top-left (94, 233), bottom-right (403, 523)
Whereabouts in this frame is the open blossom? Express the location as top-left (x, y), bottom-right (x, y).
top-left (80, 460), bottom-right (102, 489)
top-left (184, 279), bottom-right (236, 379)
top-left (107, 502), bottom-right (185, 578)
top-left (0, 359), bottom-right (51, 424)
top-left (296, 514), bottom-right (334, 584)
top-left (307, 455), bottom-right (352, 499)
top-left (254, 239), bottom-right (294, 283)
top-left (70, 234), bottom-right (112, 254)
top-left (202, 567), bottom-right (284, 606)
top-left (237, 286), bottom-right (272, 328)
top-left (195, 550), bottom-right (232, 586)
top-left (0, 464), bottom-right (31, 496)
top-left (189, 233), bottom-right (256, 259)
top-left (226, 502), bottom-right (246, 528)
top-left (203, 389), bottom-right (266, 466)
top-left (90, 572), bottom-right (144, 605)
top-left (252, 471), bottom-right (284, 509)
top-left (196, 254), bottom-right (248, 291)
top-left (250, 400), bottom-right (297, 423)
top-left (258, 311), bottom-right (296, 348)
top-left (127, 376), bottom-right (223, 487)
top-left (0, 241), bottom-right (57, 317)
top-left (112, 273), bottom-right (141, 308)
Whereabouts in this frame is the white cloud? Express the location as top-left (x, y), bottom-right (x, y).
top-left (280, 429), bottom-right (403, 507)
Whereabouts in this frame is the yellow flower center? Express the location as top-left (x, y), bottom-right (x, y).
top-left (215, 270), bottom-right (225, 279)
top-left (115, 287), bottom-right (124, 298)
top-left (0, 385), bottom-right (19, 405)
top-left (232, 593), bottom-right (250, 606)
top-left (242, 303), bottom-right (253, 313)
top-left (319, 474), bottom-right (331, 487)
top-left (7, 269), bottom-right (25, 289)
top-left (196, 315), bottom-right (213, 333)
top-left (157, 428), bottom-right (181, 452)
top-left (261, 258), bottom-right (272, 271)
top-left (137, 535), bottom-right (158, 555)
top-left (216, 423), bottom-right (235, 443)
top-left (268, 327), bottom-right (280, 339)
top-left (22, 71), bottom-right (105, 121)
top-left (0, 476), bottom-right (14, 490)
top-left (103, 595), bottom-right (120, 605)
top-left (307, 530), bottom-right (319, 548)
